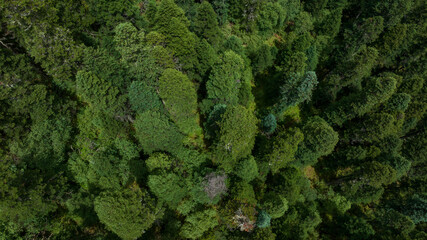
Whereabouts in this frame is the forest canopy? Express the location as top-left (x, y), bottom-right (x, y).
top-left (0, 0), bottom-right (426, 239)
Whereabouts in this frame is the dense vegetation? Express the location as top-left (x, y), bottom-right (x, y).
top-left (0, 0), bottom-right (426, 239)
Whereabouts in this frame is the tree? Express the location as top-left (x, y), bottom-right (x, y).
top-left (194, 1), bottom-right (222, 47)
top-left (155, 0), bottom-right (189, 31)
top-left (257, 2), bottom-right (286, 33)
top-left (1, 0), bottom-right (84, 89)
top-left (148, 173), bottom-right (187, 208)
top-left (271, 167), bottom-right (313, 205)
top-left (261, 192), bottom-right (289, 219)
top-left (403, 194), bottom-right (427, 224)
top-left (261, 113), bottom-right (277, 134)
top-left (275, 71), bottom-right (318, 114)
top-left (15, 117), bottom-right (71, 175)
top-left (134, 110), bottom-right (184, 154)
top-left (294, 116), bottom-right (338, 166)
top-left (214, 105), bottom-right (258, 172)
top-left (223, 35), bottom-right (244, 56)
top-left (375, 208), bottom-right (415, 238)
top-left (359, 161), bottom-right (397, 188)
top-left (145, 152), bottom-right (174, 172)
top-left (205, 104), bottom-right (227, 139)
top-left (69, 139), bottom-right (136, 190)
top-left (251, 44), bottom-right (278, 74)
top-left (128, 81), bottom-right (163, 113)
top-left (113, 22), bottom-right (145, 63)
top-left (94, 187), bottom-right (157, 240)
top-left (180, 209), bottom-right (219, 239)
top-left (75, 70), bottom-right (126, 113)
top-left (345, 113), bottom-right (397, 143)
top-left (339, 215), bottom-right (375, 240)
top-left (385, 93), bottom-right (411, 112)
top-left (206, 50), bottom-right (245, 105)
top-left (155, 0), bottom-right (196, 70)
top-left (212, 0), bottom-right (229, 25)
top-left (332, 46), bottom-right (379, 94)
top-left (256, 210), bottom-right (272, 228)
top-left (235, 156), bottom-right (258, 182)
top-left (195, 38), bottom-right (218, 80)
top-left (343, 17), bottom-right (384, 55)
top-left (324, 75), bottom-right (397, 126)
top-left (266, 127), bottom-right (304, 174)
top-left (272, 201), bottom-right (321, 240)
top-left (158, 68), bottom-right (201, 136)
top-left (82, 47), bottom-right (132, 91)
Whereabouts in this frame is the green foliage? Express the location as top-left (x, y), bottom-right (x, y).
top-left (360, 161), bottom-right (397, 188)
top-left (145, 152), bottom-right (174, 172)
top-left (275, 71), bottom-right (318, 114)
top-left (14, 117), bottom-right (71, 174)
top-left (271, 167), bottom-right (313, 205)
top-left (195, 38), bottom-right (218, 79)
top-left (134, 110), bottom-right (184, 154)
top-left (180, 209), bottom-right (219, 239)
top-left (205, 104), bottom-right (227, 140)
top-left (324, 75), bottom-right (397, 126)
top-left (214, 105), bottom-right (258, 172)
top-left (223, 36), bottom-right (244, 56)
top-left (257, 2), bottom-right (286, 33)
top-left (272, 201), bottom-right (321, 240)
top-left (155, 0), bottom-right (196, 70)
top-left (94, 187), bottom-right (157, 240)
top-left (159, 68), bottom-right (201, 136)
top-left (261, 192), bottom-right (289, 219)
top-left (251, 44), bottom-right (278, 74)
top-left (261, 113), bottom-right (277, 134)
top-left (194, 1), bottom-right (222, 47)
top-left (403, 194), bottom-right (427, 224)
top-left (375, 208), bottom-right (415, 237)
top-left (266, 127), bottom-right (304, 174)
top-left (148, 173), bottom-right (187, 208)
top-left (295, 116), bottom-right (338, 167)
top-left (113, 22), bottom-right (145, 63)
top-left (235, 156), bottom-right (258, 182)
top-left (76, 70), bottom-right (126, 113)
top-left (340, 215), bottom-right (375, 240)
top-left (69, 141), bottom-right (135, 190)
top-left (385, 93), bottom-right (411, 112)
top-left (256, 210), bottom-right (272, 228)
top-left (345, 113), bottom-right (397, 143)
top-left (232, 181), bottom-right (256, 205)
top-left (206, 50), bottom-right (245, 105)
top-left (1, 0), bottom-right (427, 239)
top-left (128, 81), bottom-right (163, 113)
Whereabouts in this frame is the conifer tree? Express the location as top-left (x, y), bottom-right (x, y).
top-left (194, 1), bottom-right (222, 47)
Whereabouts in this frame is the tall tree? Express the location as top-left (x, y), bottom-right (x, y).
top-left (94, 187), bottom-right (158, 240)
top-left (214, 105), bottom-right (258, 172)
top-left (158, 68), bottom-right (201, 136)
top-left (206, 50), bottom-right (245, 106)
top-left (194, 1), bottom-right (222, 47)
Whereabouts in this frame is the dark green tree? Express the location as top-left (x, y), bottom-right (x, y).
top-left (275, 71), bottom-right (318, 114)
top-left (261, 113), bottom-right (277, 134)
top-left (194, 1), bottom-right (222, 47)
